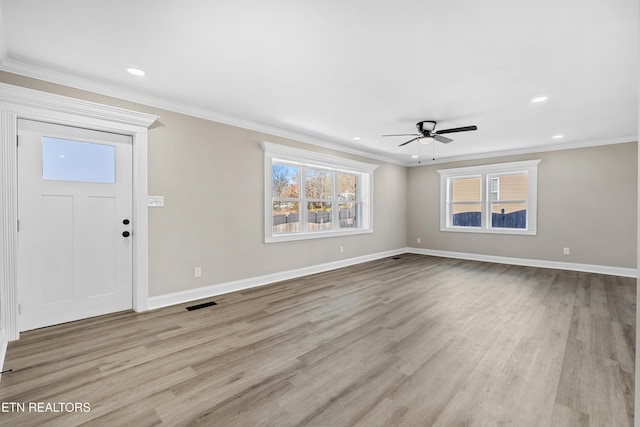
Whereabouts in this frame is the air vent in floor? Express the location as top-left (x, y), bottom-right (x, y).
top-left (186, 301), bottom-right (217, 311)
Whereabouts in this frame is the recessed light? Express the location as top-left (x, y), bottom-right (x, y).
top-left (352, 137), bottom-right (362, 141)
top-left (411, 155), bottom-right (419, 159)
top-left (127, 67), bottom-right (146, 77)
top-left (552, 134), bottom-right (564, 139)
top-left (531, 96), bottom-right (548, 103)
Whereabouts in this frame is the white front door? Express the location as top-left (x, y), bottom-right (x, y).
top-left (17, 119), bottom-right (133, 331)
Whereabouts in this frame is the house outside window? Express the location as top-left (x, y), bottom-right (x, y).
top-left (438, 160), bottom-right (540, 235)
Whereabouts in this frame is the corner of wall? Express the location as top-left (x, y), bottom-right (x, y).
top-left (0, 328), bottom-right (7, 382)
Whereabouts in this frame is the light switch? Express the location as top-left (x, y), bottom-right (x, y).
top-left (148, 196), bottom-right (164, 207)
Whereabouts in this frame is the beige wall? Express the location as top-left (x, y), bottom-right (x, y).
top-left (0, 72), bottom-right (407, 297)
top-left (408, 143), bottom-right (638, 268)
top-left (1, 70), bottom-right (636, 298)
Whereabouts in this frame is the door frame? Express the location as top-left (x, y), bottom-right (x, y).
top-left (0, 82), bottom-right (158, 341)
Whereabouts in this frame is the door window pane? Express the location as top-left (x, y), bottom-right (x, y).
top-left (42, 137), bottom-right (115, 183)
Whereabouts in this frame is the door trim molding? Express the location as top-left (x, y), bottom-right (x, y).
top-left (0, 82), bottom-right (158, 340)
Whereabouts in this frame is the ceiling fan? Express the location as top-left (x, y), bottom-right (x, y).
top-left (382, 120), bottom-right (478, 146)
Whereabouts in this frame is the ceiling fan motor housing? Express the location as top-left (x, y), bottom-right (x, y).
top-left (417, 121), bottom-right (437, 134)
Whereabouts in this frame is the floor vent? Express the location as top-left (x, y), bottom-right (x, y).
top-left (186, 301), bottom-right (217, 311)
top-left (392, 257), bottom-right (401, 260)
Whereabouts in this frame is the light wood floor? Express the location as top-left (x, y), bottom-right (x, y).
top-left (0, 254), bottom-right (635, 426)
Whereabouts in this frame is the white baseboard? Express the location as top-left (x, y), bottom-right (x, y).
top-left (407, 247), bottom-right (637, 278)
top-left (148, 248), bottom-right (407, 310)
top-left (148, 246), bottom-right (636, 311)
top-left (0, 328), bottom-right (7, 382)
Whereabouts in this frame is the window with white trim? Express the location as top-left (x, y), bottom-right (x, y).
top-left (438, 160), bottom-right (540, 235)
top-left (262, 142), bottom-right (377, 243)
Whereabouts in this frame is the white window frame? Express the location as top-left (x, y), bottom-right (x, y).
top-left (438, 160), bottom-right (540, 235)
top-left (261, 142), bottom-right (377, 243)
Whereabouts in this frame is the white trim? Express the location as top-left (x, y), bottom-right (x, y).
top-left (438, 160), bottom-right (540, 235)
top-left (0, 83), bottom-right (155, 130)
top-left (407, 247), bottom-right (637, 278)
top-left (261, 141), bottom-right (379, 173)
top-left (1, 61), bottom-right (636, 167)
top-left (148, 248), bottom-right (406, 310)
top-left (0, 82), bottom-right (157, 340)
top-left (265, 228), bottom-right (374, 243)
top-left (437, 159), bottom-right (541, 176)
top-left (0, 109), bottom-right (18, 340)
top-left (409, 136), bottom-right (637, 166)
top-left (0, 328), bottom-right (7, 382)
top-left (149, 246), bottom-right (636, 310)
top-left (0, 59), bottom-right (407, 166)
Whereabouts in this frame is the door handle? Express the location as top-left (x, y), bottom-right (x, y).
top-left (122, 231), bottom-right (131, 238)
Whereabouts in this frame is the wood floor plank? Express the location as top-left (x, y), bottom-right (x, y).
top-left (0, 254), bottom-right (634, 426)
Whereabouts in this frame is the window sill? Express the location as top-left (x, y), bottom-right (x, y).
top-left (440, 226), bottom-right (537, 236)
top-left (266, 228), bottom-right (373, 243)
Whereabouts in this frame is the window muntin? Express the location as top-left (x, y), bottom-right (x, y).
top-left (42, 136), bottom-right (115, 183)
top-left (272, 161), bottom-right (361, 235)
top-left (262, 142), bottom-right (376, 243)
top-left (439, 160), bottom-right (539, 235)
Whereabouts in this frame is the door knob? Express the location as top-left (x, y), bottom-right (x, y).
top-left (122, 231), bottom-right (131, 237)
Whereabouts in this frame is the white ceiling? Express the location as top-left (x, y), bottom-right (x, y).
top-left (0, 0), bottom-right (638, 165)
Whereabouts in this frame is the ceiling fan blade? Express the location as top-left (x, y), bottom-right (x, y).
top-left (434, 134), bottom-right (453, 144)
top-left (399, 137), bottom-right (421, 147)
top-left (382, 133), bottom-right (420, 137)
top-left (435, 125), bottom-right (478, 135)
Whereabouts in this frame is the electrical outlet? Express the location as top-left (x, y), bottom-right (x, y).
top-left (563, 248), bottom-right (570, 255)
top-left (339, 246), bottom-right (344, 254)
top-left (194, 267), bottom-right (202, 278)
top-left (417, 237), bottom-right (421, 244)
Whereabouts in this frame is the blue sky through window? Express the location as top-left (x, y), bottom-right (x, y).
top-left (42, 137), bottom-right (115, 183)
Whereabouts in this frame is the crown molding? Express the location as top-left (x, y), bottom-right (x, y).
top-left (0, 59), bottom-right (407, 166)
top-left (407, 135), bottom-right (637, 167)
top-left (1, 59), bottom-right (635, 169)
top-left (0, 82), bottom-right (158, 129)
